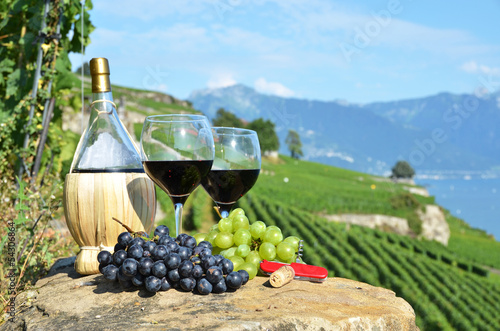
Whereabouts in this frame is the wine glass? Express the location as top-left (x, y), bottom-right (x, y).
top-left (140, 114), bottom-right (214, 237)
top-left (201, 127), bottom-right (261, 218)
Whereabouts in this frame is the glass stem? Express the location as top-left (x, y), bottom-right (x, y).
top-left (221, 210), bottom-right (229, 219)
top-left (174, 203), bottom-right (183, 237)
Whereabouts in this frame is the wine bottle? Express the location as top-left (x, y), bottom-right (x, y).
top-left (63, 58), bottom-right (156, 275)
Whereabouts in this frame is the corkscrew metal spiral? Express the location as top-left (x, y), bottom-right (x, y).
top-left (296, 239), bottom-right (304, 263)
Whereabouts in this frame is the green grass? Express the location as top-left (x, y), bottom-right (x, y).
top-left (446, 213), bottom-right (500, 269)
top-left (251, 156), bottom-right (435, 225)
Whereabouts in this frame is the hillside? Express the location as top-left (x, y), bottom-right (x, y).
top-left (61, 78), bottom-right (500, 330)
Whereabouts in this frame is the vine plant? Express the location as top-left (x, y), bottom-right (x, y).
top-left (0, 0), bottom-right (94, 321)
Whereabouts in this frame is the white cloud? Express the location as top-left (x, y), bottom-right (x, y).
top-left (207, 73), bottom-right (237, 88)
top-left (460, 61), bottom-right (500, 76)
top-left (254, 78), bottom-right (295, 97)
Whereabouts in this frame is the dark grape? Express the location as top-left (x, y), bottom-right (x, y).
top-left (127, 244), bottom-right (143, 260)
top-left (192, 264), bottom-right (204, 279)
top-left (122, 258), bottom-right (139, 277)
top-left (164, 253), bottom-right (181, 270)
top-left (102, 264), bottom-right (119, 281)
top-left (197, 241), bottom-right (213, 250)
top-left (178, 246), bottom-right (191, 261)
top-left (130, 237), bottom-right (146, 248)
top-left (190, 256), bottom-right (201, 265)
top-left (152, 245), bottom-right (169, 261)
top-left (196, 278), bottom-right (212, 295)
top-left (143, 241), bottom-right (157, 253)
top-left (167, 269), bottom-right (180, 282)
top-left (117, 266), bottom-right (132, 281)
top-left (237, 270), bottom-right (249, 285)
top-left (201, 255), bottom-right (216, 271)
top-left (183, 236), bottom-right (197, 249)
top-left (199, 247), bottom-right (212, 259)
top-left (152, 261), bottom-right (167, 278)
top-left (179, 277), bottom-right (196, 291)
top-left (138, 257), bottom-right (154, 276)
top-left (206, 266), bottom-right (223, 285)
top-left (212, 278), bottom-right (227, 293)
top-left (165, 240), bottom-right (179, 253)
top-left (113, 250), bottom-right (128, 266)
top-left (114, 243), bottom-right (126, 252)
top-left (132, 273), bottom-right (145, 287)
top-left (144, 276), bottom-right (161, 293)
top-left (226, 271), bottom-right (243, 289)
top-left (179, 260), bottom-right (194, 278)
top-left (176, 233), bottom-right (189, 245)
top-left (158, 235), bottom-right (172, 246)
top-left (213, 254), bottom-right (224, 265)
top-left (154, 225), bottom-right (170, 237)
top-left (97, 250), bottom-right (112, 265)
top-left (218, 258), bottom-right (233, 275)
top-left (160, 277), bottom-right (171, 291)
top-left (117, 232), bottom-right (133, 247)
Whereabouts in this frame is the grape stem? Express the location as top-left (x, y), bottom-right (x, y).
top-left (213, 206), bottom-right (223, 219)
top-left (112, 217), bottom-right (148, 238)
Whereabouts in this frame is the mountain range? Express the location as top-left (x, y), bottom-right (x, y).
top-left (189, 85), bottom-right (500, 175)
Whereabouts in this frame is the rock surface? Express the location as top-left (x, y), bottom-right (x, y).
top-left (418, 205), bottom-right (450, 246)
top-left (4, 257), bottom-right (418, 331)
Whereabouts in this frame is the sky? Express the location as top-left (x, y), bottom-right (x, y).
top-left (70, 0), bottom-right (500, 104)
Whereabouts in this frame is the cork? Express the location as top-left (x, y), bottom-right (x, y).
top-left (269, 265), bottom-right (295, 288)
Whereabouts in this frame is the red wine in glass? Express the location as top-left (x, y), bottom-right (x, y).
top-left (202, 127), bottom-right (261, 218)
top-left (143, 160), bottom-right (213, 205)
top-left (202, 168), bottom-right (260, 216)
top-left (140, 114), bottom-right (214, 237)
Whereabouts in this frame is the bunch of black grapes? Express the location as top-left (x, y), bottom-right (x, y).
top-left (97, 225), bottom-right (249, 294)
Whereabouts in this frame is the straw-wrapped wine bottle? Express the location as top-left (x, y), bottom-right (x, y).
top-left (63, 58), bottom-right (156, 275)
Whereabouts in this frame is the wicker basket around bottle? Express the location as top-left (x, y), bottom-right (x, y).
top-left (63, 172), bottom-right (156, 275)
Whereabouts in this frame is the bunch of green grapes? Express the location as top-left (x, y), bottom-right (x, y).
top-left (193, 208), bottom-right (301, 280)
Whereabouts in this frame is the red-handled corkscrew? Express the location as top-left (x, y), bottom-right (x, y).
top-left (259, 240), bottom-right (328, 282)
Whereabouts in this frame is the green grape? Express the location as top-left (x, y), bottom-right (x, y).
top-left (283, 236), bottom-right (300, 252)
top-left (259, 242), bottom-right (276, 261)
top-left (215, 232), bottom-right (234, 249)
top-left (218, 218), bottom-right (233, 233)
top-left (250, 221), bottom-right (266, 239)
top-left (246, 250), bottom-right (261, 265)
top-left (229, 255), bottom-right (245, 270)
top-left (209, 224), bottom-right (220, 233)
top-left (229, 208), bottom-right (245, 219)
top-left (205, 231), bottom-right (218, 245)
top-left (236, 244), bottom-right (251, 258)
top-left (221, 247), bottom-right (237, 258)
top-left (262, 228), bottom-right (283, 246)
top-left (233, 228), bottom-right (252, 246)
top-left (232, 214), bottom-right (250, 231)
top-left (237, 262), bottom-right (258, 279)
top-left (193, 233), bottom-right (207, 244)
top-left (266, 225), bottom-right (281, 233)
top-left (276, 242), bottom-right (295, 261)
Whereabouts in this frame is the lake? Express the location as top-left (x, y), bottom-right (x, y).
top-left (415, 176), bottom-right (500, 240)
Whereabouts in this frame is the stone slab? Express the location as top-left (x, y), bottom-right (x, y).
top-left (3, 257), bottom-right (418, 331)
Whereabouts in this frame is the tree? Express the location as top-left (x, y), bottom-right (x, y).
top-left (212, 108), bottom-right (244, 128)
top-left (391, 161), bottom-right (415, 179)
top-left (246, 118), bottom-right (279, 154)
top-left (74, 61), bottom-right (91, 76)
top-left (285, 129), bottom-right (303, 159)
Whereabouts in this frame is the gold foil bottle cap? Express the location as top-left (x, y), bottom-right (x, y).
top-left (90, 57), bottom-right (111, 92)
